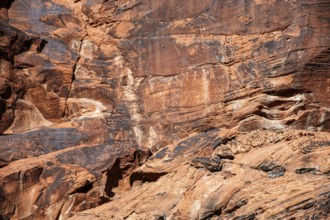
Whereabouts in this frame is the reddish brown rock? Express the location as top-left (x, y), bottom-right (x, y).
top-left (0, 0), bottom-right (329, 219)
top-left (70, 129), bottom-right (330, 220)
top-left (0, 139), bottom-right (150, 219)
top-left (0, 20), bottom-right (47, 134)
top-left (1, 0), bottom-right (328, 140)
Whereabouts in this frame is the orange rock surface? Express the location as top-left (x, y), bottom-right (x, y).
top-left (0, 0), bottom-right (329, 219)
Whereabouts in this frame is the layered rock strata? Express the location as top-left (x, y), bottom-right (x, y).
top-left (0, 0), bottom-right (329, 219)
top-left (70, 129), bottom-right (330, 220)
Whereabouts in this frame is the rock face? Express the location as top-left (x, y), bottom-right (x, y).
top-left (70, 129), bottom-right (330, 220)
top-left (0, 0), bottom-right (329, 219)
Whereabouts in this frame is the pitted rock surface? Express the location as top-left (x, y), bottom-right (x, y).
top-left (0, 0), bottom-right (329, 219)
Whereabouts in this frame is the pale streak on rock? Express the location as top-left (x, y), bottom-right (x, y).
top-left (119, 55), bottom-right (144, 146)
top-left (67, 98), bottom-right (108, 118)
top-left (0, 0), bottom-right (329, 219)
top-left (4, 99), bottom-right (53, 134)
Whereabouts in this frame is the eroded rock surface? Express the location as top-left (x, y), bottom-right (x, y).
top-left (0, 0), bottom-right (329, 219)
top-left (1, 0), bottom-right (329, 142)
top-left (70, 129), bottom-right (330, 220)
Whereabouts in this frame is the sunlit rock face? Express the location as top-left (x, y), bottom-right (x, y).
top-left (2, 0), bottom-right (330, 142)
top-left (0, 0), bottom-right (329, 219)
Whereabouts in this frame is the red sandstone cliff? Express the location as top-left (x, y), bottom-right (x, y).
top-left (0, 0), bottom-right (329, 219)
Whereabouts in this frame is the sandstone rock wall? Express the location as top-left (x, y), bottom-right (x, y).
top-left (70, 129), bottom-right (330, 220)
top-left (0, 0), bottom-right (329, 219)
top-left (1, 0), bottom-right (329, 144)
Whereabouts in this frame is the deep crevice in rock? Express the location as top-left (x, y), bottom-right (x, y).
top-left (104, 158), bottom-right (123, 198)
top-left (102, 149), bottom-right (152, 200)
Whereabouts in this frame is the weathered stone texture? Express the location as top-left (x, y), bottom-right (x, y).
top-left (0, 0), bottom-right (329, 219)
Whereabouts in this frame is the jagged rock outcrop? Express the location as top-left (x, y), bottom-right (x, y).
top-left (2, 0), bottom-right (330, 141)
top-left (69, 129), bottom-right (330, 220)
top-left (0, 20), bottom-right (47, 134)
top-left (0, 0), bottom-right (329, 219)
